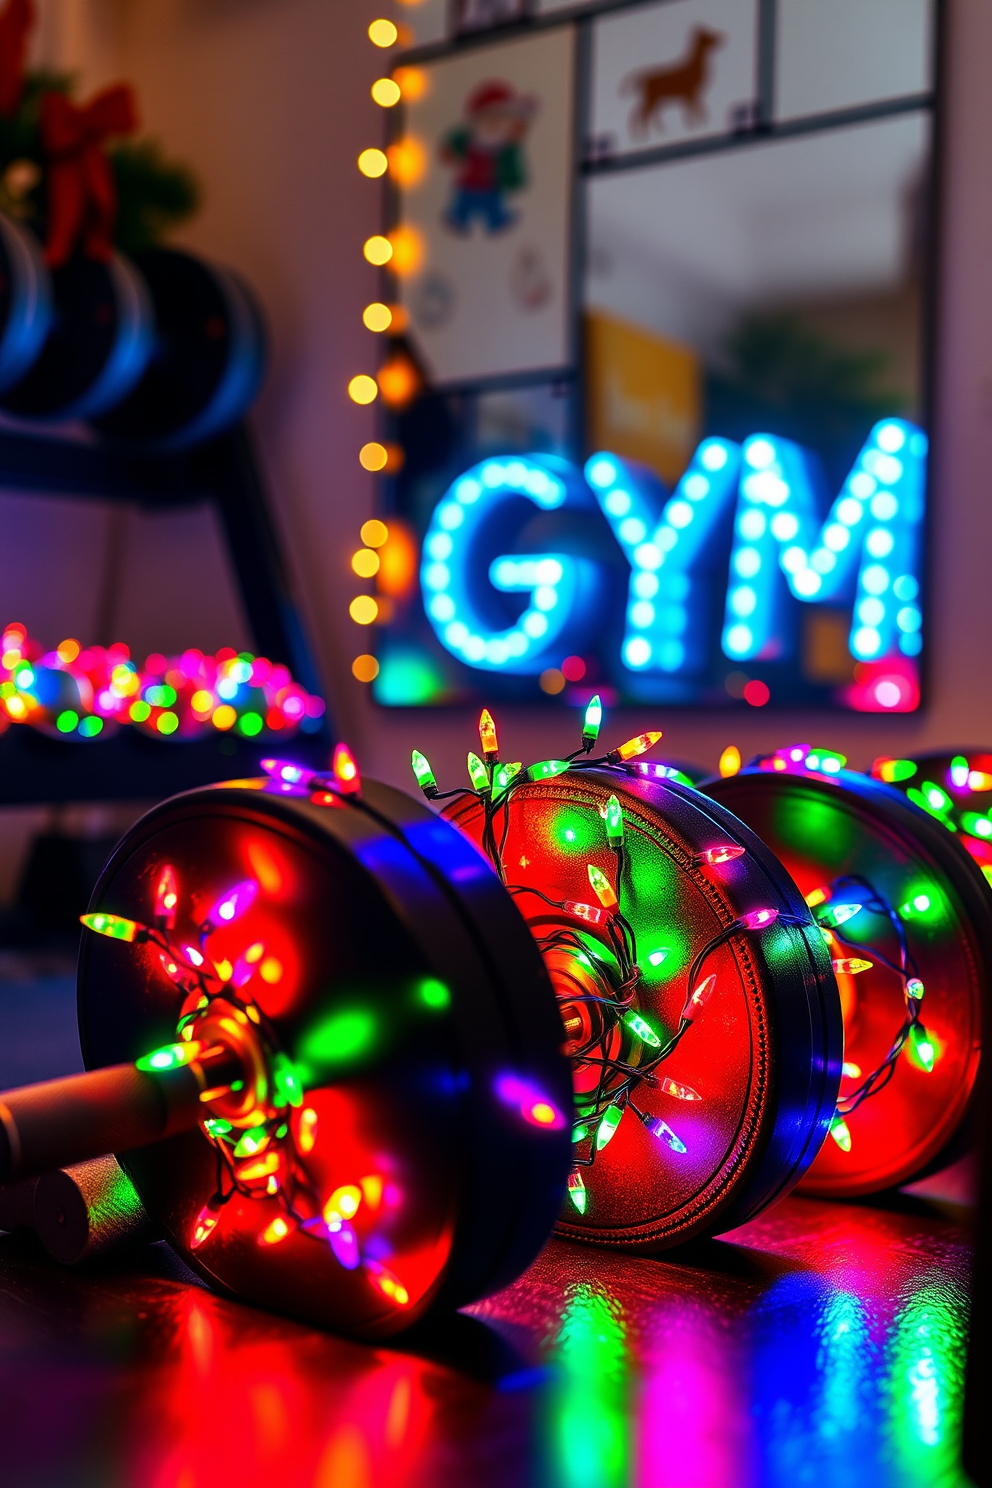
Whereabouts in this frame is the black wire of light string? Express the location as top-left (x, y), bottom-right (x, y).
top-left (820, 874), bottom-right (928, 1117)
top-left (506, 845), bottom-right (799, 1161)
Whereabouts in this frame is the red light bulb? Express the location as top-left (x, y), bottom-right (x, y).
top-left (154, 864), bottom-right (178, 928)
top-left (696, 845), bottom-right (746, 866)
top-left (332, 742), bottom-right (361, 795)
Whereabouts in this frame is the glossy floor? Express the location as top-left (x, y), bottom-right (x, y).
top-left (0, 1192), bottom-right (971, 1488)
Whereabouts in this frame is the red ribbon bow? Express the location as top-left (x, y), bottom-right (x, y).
top-left (0, 0), bottom-right (34, 119)
top-left (39, 85), bottom-right (139, 268)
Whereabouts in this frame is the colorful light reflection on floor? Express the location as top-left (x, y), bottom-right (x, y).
top-left (475, 1197), bottom-right (970, 1488)
top-left (0, 1196), bottom-right (970, 1488)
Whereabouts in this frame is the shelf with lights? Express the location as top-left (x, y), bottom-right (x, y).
top-left (704, 744), bottom-right (991, 1197)
top-left (0, 422), bottom-right (329, 802)
top-left (412, 704), bottom-right (842, 1249)
top-left (0, 752), bottom-right (571, 1337)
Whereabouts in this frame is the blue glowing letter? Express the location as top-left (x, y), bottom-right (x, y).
top-left (585, 441), bottom-right (742, 676)
top-left (722, 419), bottom-right (926, 664)
top-left (421, 455), bottom-right (603, 673)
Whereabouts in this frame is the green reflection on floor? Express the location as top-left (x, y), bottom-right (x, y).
top-left (551, 1283), bottom-right (629, 1488)
top-left (883, 1272), bottom-right (970, 1488)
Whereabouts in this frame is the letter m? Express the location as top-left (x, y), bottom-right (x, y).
top-left (721, 420), bottom-right (926, 668)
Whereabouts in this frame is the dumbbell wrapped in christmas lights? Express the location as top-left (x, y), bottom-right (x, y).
top-left (0, 754), bottom-right (571, 1337)
top-left (704, 744), bottom-right (990, 1196)
top-left (413, 705), bottom-right (842, 1249)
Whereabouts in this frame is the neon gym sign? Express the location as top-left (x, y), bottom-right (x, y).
top-left (420, 418), bottom-right (926, 695)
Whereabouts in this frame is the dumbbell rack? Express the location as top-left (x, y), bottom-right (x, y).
top-left (0, 421), bottom-right (332, 805)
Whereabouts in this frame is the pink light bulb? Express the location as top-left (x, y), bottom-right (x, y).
top-left (741, 908), bottom-right (779, 930)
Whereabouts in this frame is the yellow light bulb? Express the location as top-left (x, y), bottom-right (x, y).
top-left (363, 302), bottom-right (393, 332)
top-left (352, 548), bottom-right (380, 578)
top-left (371, 77), bottom-right (401, 107)
top-left (361, 519), bottom-right (389, 547)
top-left (363, 235), bottom-right (393, 266)
top-left (368, 18), bottom-right (398, 46)
top-left (348, 374), bottom-right (378, 405)
top-left (358, 148), bottom-right (388, 178)
top-left (349, 595), bottom-right (379, 625)
top-left (719, 744), bottom-right (741, 778)
top-left (360, 442), bottom-right (388, 472)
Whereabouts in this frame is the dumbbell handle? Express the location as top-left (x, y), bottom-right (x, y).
top-left (0, 1054), bottom-right (238, 1185)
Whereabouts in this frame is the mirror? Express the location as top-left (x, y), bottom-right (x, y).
top-left (362, 0), bottom-right (937, 712)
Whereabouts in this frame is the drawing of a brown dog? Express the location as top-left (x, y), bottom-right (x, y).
top-left (624, 26), bottom-right (724, 138)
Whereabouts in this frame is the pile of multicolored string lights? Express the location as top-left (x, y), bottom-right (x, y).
top-left (0, 622), bottom-right (325, 742)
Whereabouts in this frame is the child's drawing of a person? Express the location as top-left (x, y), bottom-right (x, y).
top-left (439, 80), bottom-right (538, 236)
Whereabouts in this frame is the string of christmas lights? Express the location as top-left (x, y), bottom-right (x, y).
top-left (873, 751), bottom-right (992, 885)
top-left (0, 623), bottom-right (324, 742)
top-left (740, 743), bottom-right (939, 1156)
top-left (412, 700), bottom-right (794, 1201)
top-left (803, 874), bottom-right (930, 1153)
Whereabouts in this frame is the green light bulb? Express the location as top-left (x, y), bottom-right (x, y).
top-left (909, 1023), bottom-right (935, 1071)
top-left (888, 758), bottom-right (917, 781)
top-left (271, 1052), bottom-right (305, 1108)
top-left (829, 1115), bottom-right (852, 1152)
top-left (596, 1104), bottom-right (623, 1150)
top-left (582, 694), bottom-right (602, 746)
top-left (526, 759), bottom-right (570, 782)
top-left (232, 1126), bottom-right (269, 1158)
top-left (411, 749), bottom-right (437, 796)
top-left (603, 793), bottom-right (624, 845)
top-left (135, 1041), bottom-right (200, 1073)
top-left (587, 863), bottom-right (617, 909)
top-left (623, 1010), bottom-right (661, 1048)
top-left (80, 911), bottom-right (142, 943)
top-left (567, 1172), bottom-right (587, 1213)
top-left (900, 889), bottom-right (935, 918)
top-left (815, 901), bottom-right (862, 929)
top-left (907, 784), bottom-right (953, 824)
top-left (493, 761), bottom-right (522, 796)
top-left (467, 752), bottom-right (491, 794)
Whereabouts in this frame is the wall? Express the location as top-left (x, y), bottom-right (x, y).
top-left (28, 0), bottom-right (992, 795)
